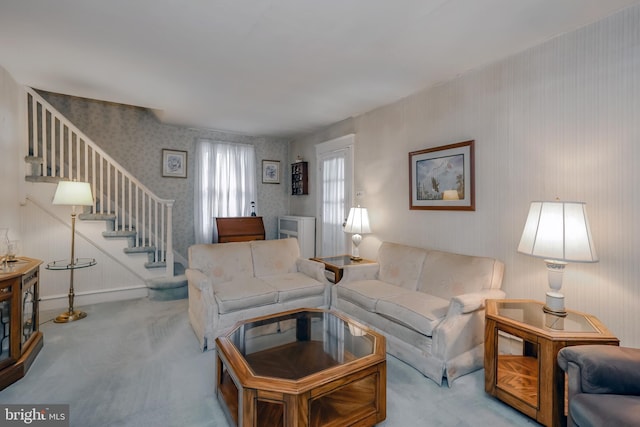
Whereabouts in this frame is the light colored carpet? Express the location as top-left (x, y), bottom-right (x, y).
top-left (0, 298), bottom-right (537, 426)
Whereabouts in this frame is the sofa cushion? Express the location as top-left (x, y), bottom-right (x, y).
top-left (419, 250), bottom-right (499, 299)
top-left (251, 238), bottom-right (300, 277)
top-left (261, 273), bottom-right (326, 302)
top-left (377, 242), bottom-right (427, 291)
top-left (189, 242), bottom-right (254, 285)
top-left (375, 292), bottom-right (449, 336)
top-left (336, 280), bottom-right (410, 312)
top-left (214, 278), bottom-right (278, 314)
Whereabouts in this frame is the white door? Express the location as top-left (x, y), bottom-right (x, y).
top-left (316, 135), bottom-right (354, 257)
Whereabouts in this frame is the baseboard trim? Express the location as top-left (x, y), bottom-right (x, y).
top-left (40, 285), bottom-right (148, 312)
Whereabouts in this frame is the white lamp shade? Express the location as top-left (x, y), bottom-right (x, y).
top-left (52, 181), bottom-right (94, 206)
top-left (344, 206), bottom-right (371, 234)
top-left (518, 201), bottom-right (598, 263)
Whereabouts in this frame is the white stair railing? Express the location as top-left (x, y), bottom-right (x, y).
top-left (25, 87), bottom-right (175, 276)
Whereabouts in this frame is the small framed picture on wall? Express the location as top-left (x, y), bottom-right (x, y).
top-left (262, 160), bottom-right (280, 184)
top-left (162, 149), bottom-right (187, 178)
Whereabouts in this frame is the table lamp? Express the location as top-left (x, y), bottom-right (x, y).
top-left (344, 206), bottom-right (371, 261)
top-left (52, 180), bottom-right (94, 322)
top-left (518, 200), bottom-right (598, 316)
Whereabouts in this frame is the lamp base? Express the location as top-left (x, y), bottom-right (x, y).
top-left (350, 255), bottom-right (362, 261)
top-left (543, 292), bottom-right (567, 317)
top-left (54, 310), bottom-right (87, 323)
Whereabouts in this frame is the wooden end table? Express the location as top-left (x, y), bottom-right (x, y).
top-left (310, 255), bottom-right (375, 283)
top-left (484, 299), bottom-right (619, 427)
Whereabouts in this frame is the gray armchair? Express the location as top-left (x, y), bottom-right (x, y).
top-left (557, 345), bottom-right (640, 427)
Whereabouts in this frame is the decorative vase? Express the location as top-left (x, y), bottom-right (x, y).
top-left (0, 228), bottom-right (9, 271)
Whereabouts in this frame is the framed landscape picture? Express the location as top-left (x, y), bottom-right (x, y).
top-left (262, 160), bottom-right (280, 184)
top-left (162, 149), bottom-right (187, 178)
top-left (409, 140), bottom-right (475, 211)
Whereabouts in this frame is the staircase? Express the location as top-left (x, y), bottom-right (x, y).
top-left (23, 87), bottom-right (187, 300)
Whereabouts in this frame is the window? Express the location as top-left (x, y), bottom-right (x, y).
top-left (194, 140), bottom-right (257, 243)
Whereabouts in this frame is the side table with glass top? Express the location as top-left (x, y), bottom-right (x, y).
top-left (484, 299), bottom-right (619, 427)
top-left (46, 257), bottom-right (96, 323)
top-left (310, 255), bottom-right (375, 283)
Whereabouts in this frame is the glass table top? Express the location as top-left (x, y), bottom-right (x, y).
top-left (315, 255), bottom-right (370, 268)
top-left (495, 301), bottom-right (597, 333)
top-left (46, 257), bottom-right (96, 270)
top-left (223, 309), bottom-right (377, 380)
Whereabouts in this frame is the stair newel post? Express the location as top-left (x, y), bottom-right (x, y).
top-left (166, 201), bottom-right (174, 277)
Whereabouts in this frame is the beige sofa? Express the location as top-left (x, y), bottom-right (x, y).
top-left (186, 238), bottom-right (330, 350)
top-left (331, 241), bottom-right (505, 386)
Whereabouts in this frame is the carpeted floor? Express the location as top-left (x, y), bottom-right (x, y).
top-left (0, 298), bottom-right (537, 426)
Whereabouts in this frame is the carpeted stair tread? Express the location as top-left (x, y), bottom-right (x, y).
top-left (146, 274), bottom-right (187, 290)
top-left (79, 213), bottom-right (117, 221)
top-left (25, 175), bottom-right (61, 183)
top-left (144, 261), bottom-right (166, 269)
top-left (123, 246), bottom-right (157, 254)
top-left (103, 230), bottom-right (137, 238)
top-left (146, 273), bottom-right (187, 301)
top-left (24, 156), bottom-right (43, 164)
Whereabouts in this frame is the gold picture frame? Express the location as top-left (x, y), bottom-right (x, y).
top-left (409, 140), bottom-right (475, 211)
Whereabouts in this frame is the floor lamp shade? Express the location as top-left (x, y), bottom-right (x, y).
top-left (52, 181), bottom-right (94, 207)
top-left (518, 201), bottom-right (598, 315)
top-left (344, 206), bottom-right (371, 260)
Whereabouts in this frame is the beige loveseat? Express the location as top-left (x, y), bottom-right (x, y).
top-left (331, 241), bottom-right (505, 386)
top-left (186, 238), bottom-right (330, 350)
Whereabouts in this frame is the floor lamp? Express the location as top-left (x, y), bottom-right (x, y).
top-left (52, 181), bottom-right (94, 323)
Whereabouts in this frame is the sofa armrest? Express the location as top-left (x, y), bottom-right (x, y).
top-left (431, 289), bottom-right (506, 366)
top-left (558, 345), bottom-right (640, 396)
top-left (447, 289), bottom-right (507, 316)
top-left (340, 263), bottom-right (379, 283)
top-left (296, 258), bottom-right (327, 283)
top-left (185, 268), bottom-right (213, 292)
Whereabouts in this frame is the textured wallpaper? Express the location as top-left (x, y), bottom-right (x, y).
top-left (39, 91), bottom-right (291, 259)
top-left (291, 4), bottom-right (640, 348)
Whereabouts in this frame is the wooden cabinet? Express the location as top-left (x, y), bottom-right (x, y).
top-left (0, 257), bottom-right (43, 391)
top-left (291, 161), bottom-right (308, 195)
top-left (215, 217), bottom-right (265, 243)
top-left (484, 299), bottom-right (618, 427)
top-left (278, 216), bottom-right (315, 258)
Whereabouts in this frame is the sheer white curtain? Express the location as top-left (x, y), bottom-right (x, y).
top-left (194, 140), bottom-right (257, 243)
top-left (320, 152), bottom-right (346, 256)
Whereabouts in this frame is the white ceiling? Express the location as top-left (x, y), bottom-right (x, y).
top-left (1, 0), bottom-right (639, 137)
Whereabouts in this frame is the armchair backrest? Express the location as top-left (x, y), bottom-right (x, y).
top-left (558, 345), bottom-right (640, 396)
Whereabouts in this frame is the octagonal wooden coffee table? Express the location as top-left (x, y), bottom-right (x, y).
top-left (215, 308), bottom-right (386, 427)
